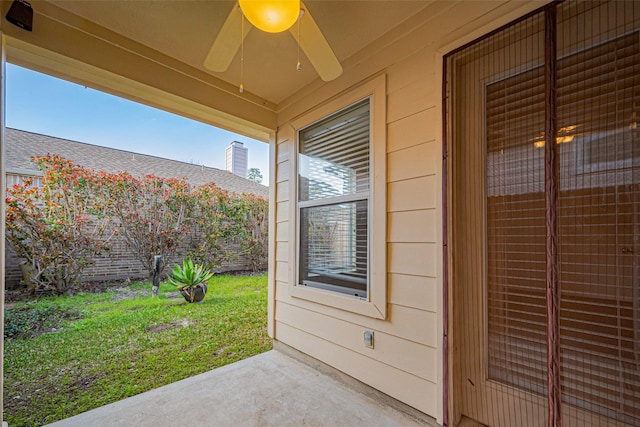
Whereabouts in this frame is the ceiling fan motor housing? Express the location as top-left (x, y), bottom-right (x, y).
top-left (239, 0), bottom-right (300, 33)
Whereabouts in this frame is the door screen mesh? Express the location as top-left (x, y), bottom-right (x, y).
top-left (448, 1), bottom-right (639, 425)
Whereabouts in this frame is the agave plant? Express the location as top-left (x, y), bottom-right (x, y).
top-left (167, 259), bottom-right (213, 303)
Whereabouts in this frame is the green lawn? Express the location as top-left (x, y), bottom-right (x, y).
top-left (3, 274), bottom-right (271, 426)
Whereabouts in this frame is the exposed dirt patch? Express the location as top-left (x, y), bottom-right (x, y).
top-left (164, 291), bottom-right (182, 300)
top-left (145, 319), bottom-right (191, 333)
top-left (78, 279), bottom-right (138, 294)
top-left (70, 373), bottom-right (102, 392)
top-left (6, 369), bottom-right (105, 422)
top-left (111, 286), bottom-right (150, 301)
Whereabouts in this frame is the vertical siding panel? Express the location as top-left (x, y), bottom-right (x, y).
top-left (276, 160), bottom-right (289, 183)
top-left (268, 133), bottom-right (277, 338)
top-left (276, 181), bottom-right (289, 202)
top-left (275, 201), bottom-right (289, 223)
top-left (275, 222), bottom-right (288, 242)
top-left (275, 242), bottom-right (288, 262)
top-left (275, 261), bottom-right (289, 283)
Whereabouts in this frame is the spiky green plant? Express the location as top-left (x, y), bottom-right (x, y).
top-left (166, 259), bottom-right (214, 290)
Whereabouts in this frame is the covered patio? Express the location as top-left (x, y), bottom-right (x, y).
top-left (2, 1), bottom-right (638, 426)
top-left (46, 347), bottom-right (434, 427)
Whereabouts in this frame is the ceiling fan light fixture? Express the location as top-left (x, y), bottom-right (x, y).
top-left (239, 0), bottom-right (300, 33)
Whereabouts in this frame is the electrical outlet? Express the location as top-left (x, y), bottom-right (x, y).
top-left (363, 330), bottom-right (374, 349)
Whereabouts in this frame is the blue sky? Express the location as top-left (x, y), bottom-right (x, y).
top-left (6, 64), bottom-right (270, 184)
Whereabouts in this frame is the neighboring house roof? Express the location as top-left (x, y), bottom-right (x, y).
top-left (5, 128), bottom-right (269, 198)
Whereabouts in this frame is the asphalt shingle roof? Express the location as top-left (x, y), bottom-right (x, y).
top-left (5, 128), bottom-right (269, 198)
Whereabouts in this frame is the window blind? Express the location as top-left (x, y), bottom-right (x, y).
top-left (298, 99), bottom-right (370, 298)
top-left (299, 201), bottom-right (368, 296)
top-left (486, 23), bottom-right (640, 424)
top-left (555, 23), bottom-right (639, 423)
top-left (299, 101), bottom-right (370, 202)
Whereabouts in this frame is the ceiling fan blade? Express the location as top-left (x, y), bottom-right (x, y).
top-left (204, 3), bottom-right (251, 72)
top-left (289, 1), bottom-right (343, 82)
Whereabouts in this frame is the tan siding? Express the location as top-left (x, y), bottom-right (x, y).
top-left (275, 261), bottom-right (289, 283)
top-left (387, 109), bottom-right (435, 152)
top-left (275, 181), bottom-right (289, 202)
top-left (276, 142), bottom-right (290, 164)
top-left (388, 273), bottom-right (438, 312)
top-left (388, 142), bottom-right (437, 182)
top-left (385, 51), bottom-right (437, 123)
top-left (275, 222), bottom-right (288, 242)
top-left (274, 134), bottom-right (291, 303)
top-left (275, 160), bottom-right (289, 183)
top-left (275, 281), bottom-right (437, 346)
top-left (388, 209), bottom-right (437, 243)
top-left (387, 82), bottom-right (432, 124)
top-left (389, 68), bottom-right (438, 122)
top-left (270, 135), bottom-right (289, 339)
top-left (277, 301), bottom-right (438, 381)
top-left (275, 242), bottom-right (288, 262)
top-left (268, 133), bottom-right (277, 338)
top-left (274, 37), bottom-right (442, 418)
top-left (276, 124), bottom-right (294, 144)
top-left (389, 242), bottom-right (437, 277)
top-left (275, 201), bottom-right (289, 223)
top-left (388, 176), bottom-right (438, 212)
top-left (386, 50), bottom-right (434, 94)
top-left (276, 322), bottom-right (439, 416)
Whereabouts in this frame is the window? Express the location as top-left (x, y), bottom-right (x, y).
top-left (298, 100), bottom-right (370, 298)
top-left (289, 74), bottom-right (386, 319)
top-left (6, 173), bottom-right (43, 188)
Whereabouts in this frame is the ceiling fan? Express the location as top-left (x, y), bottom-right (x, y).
top-left (204, 0), bottom-right (343, 83)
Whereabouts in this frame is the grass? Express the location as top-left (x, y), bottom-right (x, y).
top-left (3, 274), bottom-right (271, 426)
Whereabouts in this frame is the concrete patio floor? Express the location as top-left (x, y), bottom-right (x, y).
top-left (47, 348), bottom-right (435, 427)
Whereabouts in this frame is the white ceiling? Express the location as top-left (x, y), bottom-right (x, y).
top-left (49, 1), bottom-right (430, 104)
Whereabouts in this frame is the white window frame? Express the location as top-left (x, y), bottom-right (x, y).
top-left (288, 75), bottom-right (387, 319)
